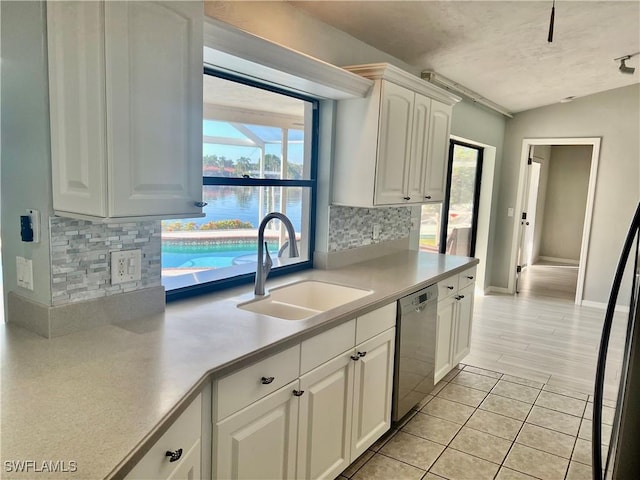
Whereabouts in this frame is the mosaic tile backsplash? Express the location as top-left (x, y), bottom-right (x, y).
top-left (328, 206), bottom-right (412, 252)
top-left (49, 218), bottom-right (162, 306)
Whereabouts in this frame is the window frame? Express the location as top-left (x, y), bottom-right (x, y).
top-left (165, 67), bottom-right (319, 301)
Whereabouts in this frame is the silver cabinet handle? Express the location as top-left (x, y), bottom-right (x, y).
top-left (194, 201), bottom-right (208, 207)
top-left (350, 354), bottom-right (360, 361)
top-left (261, 376), bottom-right (275, 384)
top-left (357, 351), bottom-right (367, 358)
top-left (166, 449), bottom-right (183, 463)
top-left (447, 285), bottom-right (454, 290)
top-left (467, 276), bottom-right (474, 280)
top-left (292, 390), bottom-right (305, 397)
top-left (425, 195), bottom-right (432, 199)
top-left (403, 196), bottom-right (411, 200)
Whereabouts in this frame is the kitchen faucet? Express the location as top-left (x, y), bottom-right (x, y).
top-left (255, 212), bottom-right (299, 296)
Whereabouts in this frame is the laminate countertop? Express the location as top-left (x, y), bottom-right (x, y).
top-left (0, 251), bottom-right (478, 479)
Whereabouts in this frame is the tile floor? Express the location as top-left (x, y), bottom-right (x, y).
top-left (337, 364), bottom-right (610, 480)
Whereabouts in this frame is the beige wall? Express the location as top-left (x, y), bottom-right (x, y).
top-left (497, 84), bottom-right (640, 303)
top-left (1, 1), bottom-right (54, 307)
top-left (539, 145), bottom-right (592, 262)
top-left (206, 1), bottom-right (507, 280)
top-left (205, 1), bottom-right (418, 73)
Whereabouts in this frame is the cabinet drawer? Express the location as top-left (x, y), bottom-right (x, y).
top-left (301, 319), bottom-right (355, 374)
top-left (458, 267), bottom-right (477, 291)
top-left (356, 303), bottom-right (396, 345)
top-left (216, 344), bottom-right (301, 420)
top-left (437, 276), bottom-right (458, 300)
top-left (125, 394), bottom-right (201, 480)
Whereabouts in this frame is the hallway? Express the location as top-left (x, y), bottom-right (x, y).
top-left (517, 261), bottom-right (578, 301)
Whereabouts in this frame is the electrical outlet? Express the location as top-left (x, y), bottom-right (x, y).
top-left (111, 250), bottom-right (142, 285)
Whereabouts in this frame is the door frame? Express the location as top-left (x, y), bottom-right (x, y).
top-left (509, 137), bottom-right (601, 304)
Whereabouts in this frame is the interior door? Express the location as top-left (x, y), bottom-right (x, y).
top-left (521, 162), bottom-right (541, 268)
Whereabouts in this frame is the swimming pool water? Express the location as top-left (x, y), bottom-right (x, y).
top-left (162, 249), bottom-right (256, 268)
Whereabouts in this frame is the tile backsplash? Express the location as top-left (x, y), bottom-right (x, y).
top-left (49, 217), bottom-right (162, 306)
top-left (328, 206), bottom-right (412, 252)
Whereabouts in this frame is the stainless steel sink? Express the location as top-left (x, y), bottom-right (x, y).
top-left (238, 280), bottom-right (373, 320)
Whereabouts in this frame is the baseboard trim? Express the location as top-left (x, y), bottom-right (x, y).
top-left (580, 300), bottom-right (630, 313)
top-left (538, 256), bottom-right (580, 265)
top-left (486, 286), bottom-right (511, 294)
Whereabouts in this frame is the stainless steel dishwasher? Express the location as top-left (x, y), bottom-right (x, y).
top-left (392, 284), bottom-right (438, 422)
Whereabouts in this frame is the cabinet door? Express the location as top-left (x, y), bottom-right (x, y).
top-left (424, 100), bottom-right (452, 203)
top-left (105, 1), bottom-right (203, 217)
top-left (47, 1), bottom-right (109, 217)
top-left (374, 82), bottom-right (414, 205)
top-left (351, 328), bottom-right (395, 459)
top-left (407, 93), bottom-right (431, 203)
top-left (166, 439), bottom-right (201, 480)
top-left (297, 353), bottom-right (354, 480)
top-left (215, 381), bottom-right (299, 480)
top-left (435, 295), bottom-right (456, 384)
top-left (453, 284), bottom-right (475, 365)
top-left (125, 394), bottom-right (202, 480)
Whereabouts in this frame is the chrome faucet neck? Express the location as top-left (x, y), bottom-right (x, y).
top-left (255, 212), bottom-right (299, 296)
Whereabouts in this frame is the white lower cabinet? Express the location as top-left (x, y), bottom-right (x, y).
top-left (297, 353), bottom-right (354, 480)
top-left (213, 304), bottom-right (396, 480)
top-left (434, 268), bottom-right (477, 384)
top-left (296, 327), bottom-right (396, 480)
top-left (453, 284), bottom-right (475, 365)
top-left (125, 394), bottom-right (202, 480)
top-left (434, 294), bottom-right (456, 383)
top-left (350, 328), bottom-right (395, 460)
top-left (215, 381), bottom-right (300, 480)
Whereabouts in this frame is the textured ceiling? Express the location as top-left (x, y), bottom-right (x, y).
top-left (289, 1), bottom-right (640, 113)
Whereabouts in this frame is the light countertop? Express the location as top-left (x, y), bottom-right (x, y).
top-left (0, 251), bottom-right (478, 479)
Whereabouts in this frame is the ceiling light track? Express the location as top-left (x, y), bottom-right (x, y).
top-left (421, 72), bottom-right (513, 118)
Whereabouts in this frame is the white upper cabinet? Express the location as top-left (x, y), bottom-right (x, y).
top-left (333, 63), bottom-right (460, 207)
top-left (47, 1), bottom-right (204, 221)
top-left (424, 100), bottom-right (453, 202)
top-left (374, 82), bottom-right (414, 205)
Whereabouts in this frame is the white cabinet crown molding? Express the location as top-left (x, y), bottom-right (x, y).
top-left (343, 63), bottom-right (462, 106)
top-left (203, 17), bottom-right (373, 100)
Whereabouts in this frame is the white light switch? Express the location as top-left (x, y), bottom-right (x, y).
top-left (111, 249), bottom-right (142, 285)
top-left (16, 256), bottom-right (34, 290)
top-left (372, 224), bottom-right (381, 240)
top-left (507, 207), bottom-right (515, 217)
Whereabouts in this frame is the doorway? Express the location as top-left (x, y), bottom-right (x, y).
top-left (510, 138), bottom-right (601, 304)
top-left (440, 141), bottom-right (484, 257)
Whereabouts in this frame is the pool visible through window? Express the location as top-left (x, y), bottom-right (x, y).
top-left (163, 71), bottom-right (317, 298)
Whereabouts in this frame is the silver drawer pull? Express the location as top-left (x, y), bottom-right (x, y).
top-left (261, 376), bottom-right (275, 385)
top-left (446, 285), bottom-right (454, 290)
top-left (350, 354), bottom-right (360, 361)
top-left (165, 449), bottom-right (183, 463)
top-left (357, 351), bottom-right (367, 358)
top-left (292, 390), bottom-right (305, 397)
top-left (467, 276), bottom-right (474, 280)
